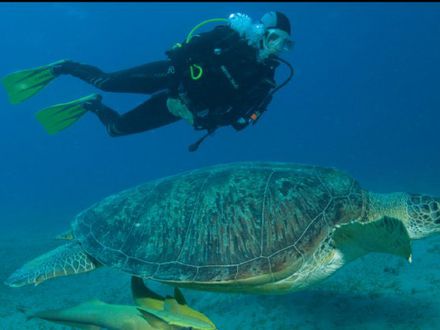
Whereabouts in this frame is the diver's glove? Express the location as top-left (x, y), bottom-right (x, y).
top-left (231, 117), bottom-right (250, 131)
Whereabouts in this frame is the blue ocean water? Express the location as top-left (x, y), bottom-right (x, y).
top-left (1, 2), bottom-right (440, 329)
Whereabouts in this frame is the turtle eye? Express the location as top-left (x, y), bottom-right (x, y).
top-left (432, 200), bottom-right (440, 224)
top-left (424, 198), bottom-right (440, 224)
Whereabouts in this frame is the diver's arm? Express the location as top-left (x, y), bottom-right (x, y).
top-left (230, 83), bottom-right (274, 131)
top-left (231, 117), bottom-right (250, 131)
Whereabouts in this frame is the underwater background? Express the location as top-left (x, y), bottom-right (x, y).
top-left (0, 2), bottom-right (440, 329)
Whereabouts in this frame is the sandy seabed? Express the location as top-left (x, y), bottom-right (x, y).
top-left (2, 228), bottom-right (440, 330)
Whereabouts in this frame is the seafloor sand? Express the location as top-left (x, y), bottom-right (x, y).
top-left (2, 226), bottom-right (440, 330)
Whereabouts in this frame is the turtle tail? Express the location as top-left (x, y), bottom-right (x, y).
top-left (4, 242), bottom-right (99, 288)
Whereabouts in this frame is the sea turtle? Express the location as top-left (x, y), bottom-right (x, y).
top-left (5, 162), bottom-right (440, 294)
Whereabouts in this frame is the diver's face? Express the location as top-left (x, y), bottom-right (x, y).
top-left (262, 28), bottom-right (294, 54)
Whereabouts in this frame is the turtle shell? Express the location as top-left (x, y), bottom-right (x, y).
top-left (72, 162), bottom-right (365, 288)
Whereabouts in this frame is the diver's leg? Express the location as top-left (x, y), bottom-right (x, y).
top-left (84, 91), bottom-right (181, 136)
top-left (53, 60), bottom-right (176, 94)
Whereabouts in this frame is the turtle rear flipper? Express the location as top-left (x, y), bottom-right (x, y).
top-left (4, 242), bottom-right (99, 288)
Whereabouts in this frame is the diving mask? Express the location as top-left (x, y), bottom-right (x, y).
top-left (262, 28), bottom-right (294, 53)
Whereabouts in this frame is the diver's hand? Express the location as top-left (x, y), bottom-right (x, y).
top-left (231, 117), bottom-right (249, 131)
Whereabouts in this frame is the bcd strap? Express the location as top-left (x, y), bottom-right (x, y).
top-left (183, 18), bottom-right (228, 82)
top-left (188, 128), bottom-right (216, 152)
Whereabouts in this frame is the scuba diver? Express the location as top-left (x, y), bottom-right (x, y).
top-left (2, 11), bottom-right (294, 151)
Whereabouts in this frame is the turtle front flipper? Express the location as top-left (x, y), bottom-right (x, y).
top-left (4, 242), bottom-right (99, 288)
top-left (333, 216), bottom-right (412, 262)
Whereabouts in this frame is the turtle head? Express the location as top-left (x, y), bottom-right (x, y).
top-left (4, 266), bottom-right (39, 288)
top-left (406, 194), bottom-right (440, 239)
top-left (368, 192), bottom-right (440, 240)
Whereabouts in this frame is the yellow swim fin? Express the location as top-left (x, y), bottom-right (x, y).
top-left (35, 93), bottom-right (100, 135)
top-left (2, 60), bottom-right (67, 104)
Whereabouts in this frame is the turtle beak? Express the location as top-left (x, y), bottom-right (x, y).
top-left (4, 265), bottom-right (39, 288)
top-left (4, 271), bottom-right (27, 288)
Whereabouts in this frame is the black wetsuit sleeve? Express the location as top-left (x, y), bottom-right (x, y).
top-left (228, 69), bottom-right (277, 131)
top-left (230, 91), bottom-right (273, 131)
top-left (230, 56), bottom-right (281, 131)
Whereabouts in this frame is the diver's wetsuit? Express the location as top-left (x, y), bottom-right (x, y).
top-left (55, 24), bottom-right (280, 137)
top-left (54, 60), bottom-right (181, 136)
